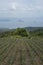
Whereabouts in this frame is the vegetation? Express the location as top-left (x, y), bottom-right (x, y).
top-left (0, 27), bottom-right (43, 65)
top-left (29, 29), bottom-right (43, 37)
top-left (0, 37), bottom-right (43, 65)
top-left (0, 28), bottom-right (43, 38)
top-left (0, 28), bottom-right (28, 38)
top-left (14, 28), bottom-right (28, 37)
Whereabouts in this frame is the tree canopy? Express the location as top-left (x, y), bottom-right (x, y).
top-left (14, 28), bottom-right (28, 37)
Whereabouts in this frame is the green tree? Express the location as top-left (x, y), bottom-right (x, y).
top-left (14, 28), bottom-right (28, 37)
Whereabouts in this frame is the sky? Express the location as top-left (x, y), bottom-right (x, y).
top-left (0, 0), bottom-right (43, 28)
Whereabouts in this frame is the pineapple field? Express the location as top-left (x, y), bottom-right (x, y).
top-left (0, 37), bottom-right (43, 65)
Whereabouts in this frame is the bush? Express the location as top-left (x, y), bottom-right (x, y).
top-left (14, 28), bottom-right (28, 37)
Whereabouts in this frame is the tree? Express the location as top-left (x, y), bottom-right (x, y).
top-left (14, 28), bottom-right (28, 37)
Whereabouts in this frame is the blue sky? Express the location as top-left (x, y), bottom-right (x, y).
top-left (0, 0), bottom-right (43, 28)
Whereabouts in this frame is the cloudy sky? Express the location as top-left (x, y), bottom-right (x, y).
top-left (0, 0), bottom-right (43, 28)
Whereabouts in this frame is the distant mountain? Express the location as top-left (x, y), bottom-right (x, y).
top-left (0, 28), bottom-right (9, 33)
top-left (25, 27), bottom-right (43, 31)
top-left (0, 27), bottom-right (43, 34)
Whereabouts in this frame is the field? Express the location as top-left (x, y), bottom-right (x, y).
top-left (0, 37), bottom-right (43, 65)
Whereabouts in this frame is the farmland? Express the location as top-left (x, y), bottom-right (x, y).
top-left (0, 37), bottom-right (43, 65)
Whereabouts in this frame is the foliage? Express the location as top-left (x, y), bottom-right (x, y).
top-left (14, 28), bottom-right (28, 37)
top-left (29, 29), bottom-right (43, 37)
top-left (0, 28), bottom-right (43, 38)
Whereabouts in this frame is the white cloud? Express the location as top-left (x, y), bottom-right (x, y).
top-left (9, 2), bottom-right (33, 12)
top-left (0, 0), bottom-right (43, 18)
top-left (11, 2), bottom-right (18, 10)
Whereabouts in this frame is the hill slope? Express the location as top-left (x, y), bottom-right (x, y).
top-left (0, 37), bottom-right (43, 65)
top-left (0, 28), bottom-right (9, 33)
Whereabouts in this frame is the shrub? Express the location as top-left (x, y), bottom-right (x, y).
top-left (14, 28), bottom-right (28, 37)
